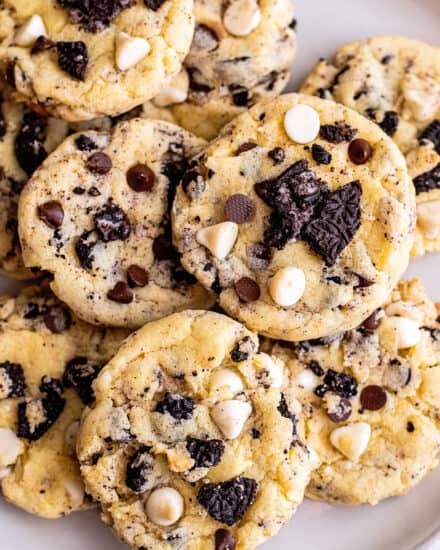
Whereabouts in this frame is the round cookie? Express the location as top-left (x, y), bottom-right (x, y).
top-left (143, 68), bottom-right (290, 140)
top-left (268, 278), bottom-right (440, 505)
top-left (300, 36), bottom-right (440, 256)
top-left (19, 118), bottom-right (214, 328)
top-left (0, 285), bottom-right (128, 518)
top-left (0, 0), bottom-right (195, 120)
top-left (172, 93), bottom-right (415, 342)
top-left (77, 310), bottom-right (312, 550)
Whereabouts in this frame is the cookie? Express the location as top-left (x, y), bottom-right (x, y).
top-left (300, 36), bottom-right (440, 256)
top-left (268, 278), bottom-right (440, 505)
top-left (144, 68), bottom-right (290, 140)
top-left (18, 118), bottom-right (214, 328)
top-left (172, 93), bottom-right (415, 341)
top-left (0, 0), bottom-right (195, 121)
top-left (0, 285), bottom-right (128, 518)
top-left (77, 310), bottom-right (312, 550)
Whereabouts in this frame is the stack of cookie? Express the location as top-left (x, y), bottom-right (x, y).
top-left (0, 1), bottom-right (438, 549)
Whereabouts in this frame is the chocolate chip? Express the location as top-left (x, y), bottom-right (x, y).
top-left (234, 277), bottom-right (260, 303)
top-left (215, 529), bottom-right (237, 550)
top-left (355, 274), bottom-right (375, 288)
top-left (75, 134), bottom-right (97, 151)
top-left (144, 0), bottom-right (167, 10)
top-left (247, 242), bottom-right (272, 270)
top-left (73, 186), bottom-right (85, 195)
top-left (230, 88), bottom-right (249, 107)
top-left (413, 163), bottom-right (440, 195)
top-left (381, 55), bottom-right (393, 65)
top-left (57, 0), bottom-right (135, 33)
top-left (88, 186), bottom-right (101, 196)
top-left (327, 397), bottom-right (352, 423)
top-left (268, 147), bottom-right (285, 164)
top-left (236, 142), bottom-right (257, 155)
top-left (320, 122), bottom-right (357, 144)
top-left (224, 194), bottom-right (255, 224)
top-left (31, 36), bottom-right (55, 54)
top-left (360, 385), bottom-right (387, 411)
top-left (311, 144), bottom-right (332, 165)
top-left (57, 41), bottom-right (88, 80)
top-left (107, 282), bottom-right (133, 303)
top-left (126, 163), bottom-right (155, 192)
top-left (38, 201), bottom-right (64, 229)
top-left (348, 138), bottom-right (373, 165)
top-left (127, 265), bottom-right (149, 287)
top-left (362, 309), bottom-right (382, 330)
top-left (378, 111), bottom-right (399, 137)
top-left (94, 201), bottom-right (131, 242)
top-left (86, 152), bottom-right (112, 174)
top-left (407, 421), bottom-right (415, 433)
top-left (193, 23), bottom-right (219, 52)
top-left (44, 306), bottom-right (72, 333)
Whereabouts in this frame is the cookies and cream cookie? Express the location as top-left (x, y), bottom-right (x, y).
top-left (300, 36), bottom-right (440, 256)
top-left (77, 310), bottom-right (312, 549)
top-left (269, 278), bottom-right (440, 505)
top-left (172, 93), bottom-right (415, 341)
top-left (0, 0), bottom-right (195, 120)
top-left (0, 285), bottom-right (128, 518)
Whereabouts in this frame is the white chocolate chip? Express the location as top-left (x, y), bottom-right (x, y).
top-left (269, 267), bottom-right (306, 307)
top-left (294, 369), bottom-right (320, 391)
top-left (417, 201), bottom-right (440, 239)
top-left (223, 0), bottom-right (261, 37)
top-left (253, 353), bottom-right (285, 388)
top-left (388, 316), bottom-right (421, 349)
top-left (210, 368), bottom-right (244, 398)
top-left (146, 487), bottom-right (184, 526)
top-left (115, 32), bottom-right (151, 71)
top-left (15, 15), bottom-right (46, 47)
top-left (153, 70), bottom-right (189, 107)
top-left (211, 399), bottom-right (252, 439)
top-left (329, 422), bottom-right (371, 461)
top-left (284, 104), bottom-right (320, 144)
top-left (64, 479), bottom-right (85, 508)
top-left (385, 301), bottom-right (424, 324)
top-left (196, 221), bottom-right (238, 260)
top-left (65, 421), bottom-right (80, 450)
top-left (0, 428), bottom-right (22, 469)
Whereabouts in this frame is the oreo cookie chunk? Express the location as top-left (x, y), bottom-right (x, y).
top-left (19, 118), bottom-right (214, 328)
top-left (0, 285), bottom-right (128, 518)
top-left (300, 36), bottom-right (440, 256)
top-left (173, 93), bottom-right (415, 342)
top-left (270, 278), bottom-right (440, 505)
top-left (77, 310), bottom-right (311, 549)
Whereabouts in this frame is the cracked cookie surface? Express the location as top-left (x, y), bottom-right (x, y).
top-left (77, 310), bottom-right (311, 550)
top-left (300, 36), bottom-right (440, 257)
top-left (18, 118), bottom-right (214, 328)
top-left (0, 0), bottom-right (194, 120)
top-left (172, 93), bottom-right (415, 341)
top-left (268, 278), bottom-right (440, 505)
top-left (0, 285), bottom-right (128, 518)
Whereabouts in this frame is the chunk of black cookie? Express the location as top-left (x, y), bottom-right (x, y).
top-left (314, 369), bottom-right (358, 399)
top-left (15, 111), bottom-right (49, 175)
top-left (186, 437), bottom-right (225, 469)
top-left (94, 201), bottom-right (131, 242)
top-left (413, 163), bottom-right (440, 194)
top-left (126, 446), bottom-right (155, 493)
top-left (56, 41), bottom-right (89, 80)
top-left (63, 356), bottom-right (103, 405)
top-left (230, 336), bottom-right (255, 362)
top-left (57, 0), bottom-right (135, 33)
top-left (319, 121), bottom-right (357, 144)
top-left (419, 120), bottom-right (440, 154)
top-left (0, 362), bottom-right (26, 399)
top-left (155, 392), bottom-right (195, 420)
top-left (197, 477), bottom-right (258, 526)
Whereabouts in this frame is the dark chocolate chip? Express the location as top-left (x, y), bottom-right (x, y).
top-left (38, 201), bottom-right (64, 229)
top-left (127, 265), bottom-right (149, 287)
top-left (215, 529), bottom-right (237, 550)
top-left (107, 282), bottom-right (133, 303)
top-left (44, 306), bottom-right (72, 333)
top-left (407, 421), bottom-right (415, 433)
top-left (126, 163), bottom-right (155, 192)
top-left (57, 41), bottom-right (88, 80)
top-left (31, 36), bottom-right (55, 54)
top-left (193, 23), bottom-right (219, 52)
top-left (268, 147), bottom-right (285, 164)
top-left (348, 138), bottom-right (373, 165)
top-left (236, 142), bottom-right (257, 155)
top-left (360, 385), bottom-right (387, 411)
top-left (362, 310), bottom-right (382, 331)
top-left (73, 186), bottom-right (86, 194)
top-left (86, 152), bottom-right (112, 174)
top-left (234, 277), bottom-right (260, 303)
top-left (381, 55), bottom-right (393, 65)
top-left (320, 122), bottom-right (357, 144)
top-left (327, 397), bottom-right (352, 423)
top-left (311, 143), bottom-right (332, 165)
top-left (355, 274), bottom-right (375, 288)
top-left (230, 88), bottom-right (249, 107)
top-left (75, 134), bottom-right (97, 151)
top-left (224, 194), bottom-right (255, 224)
top-left (153, 234), bottom-right (175, 261)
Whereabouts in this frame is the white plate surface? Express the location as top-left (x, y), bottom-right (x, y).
top-left (1, 0), bottom-right (439, 548)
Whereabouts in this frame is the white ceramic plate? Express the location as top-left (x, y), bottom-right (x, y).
top-left (1, 0), bottom-right (439, 548)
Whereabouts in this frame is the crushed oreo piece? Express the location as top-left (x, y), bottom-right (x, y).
top-left (44, 306), bottom-right (72, 333)
top-left (144, 0), bottom-right (167, 10)
top-left (268, 147), bottom-right (285, 165)
top-left (278, 393), bottom-right (298, 443)
top-left (63, 356), bottom-right (103, 405)
top-left (126, 446), bottom-right (155, 492)
top-left (314, 369), bottom-right (358, 399)
top-left (75, 134), bottom-right (97, 151)
top-left (320, 122), bottom-right (357, 144)
top-left (419, 120), bottom-right (440, 154)
top-left (0, 362), bottom-right (26, 399)
top-left (57, 0), bottom-right (134, 32)
top-left (182, 169), bottom-right (206, 199)
top-left (75, 231), bottom-right (96, 269)
top-left (197, 477), bottom-right (258, 526)
top-left (247, 242), bottom-right (273, 270)
top-left (413, 163), bottom-right (440, 194)
top-left (311, 143), bottom-right (332, 165)
top-left (308, 361), bottom-right (324, 377)
top-left (186, 438), bottom-right (225, 469)
top-left (230, 336), bottom-right (255, 362)
top-left (57, 41), bottom-right (89, 80)
top-left (155, 392), bottom-right (195, 420)
top-left (15, 111), bottom-right (49, 175)
top-left (192, 23), bottom-right (219, 52)
top-left (378, 111), bottom-right (399, 137)
top-left (327, 397), bottom-right (352, 423)
top-left (94, 201), bottom-right (131, 242)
